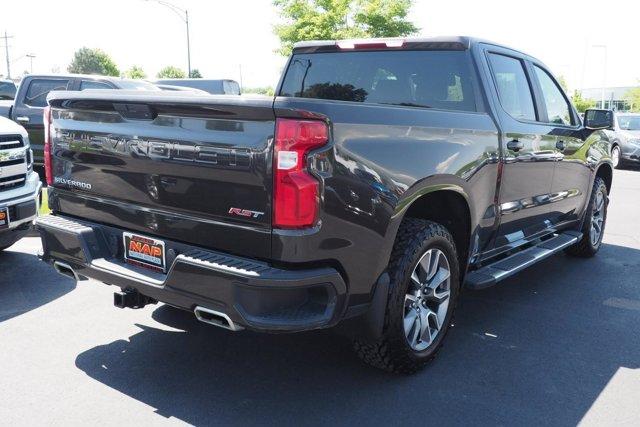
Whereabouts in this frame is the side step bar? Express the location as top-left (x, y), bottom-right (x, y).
top-left (465, 231), bottom-right (582, 290)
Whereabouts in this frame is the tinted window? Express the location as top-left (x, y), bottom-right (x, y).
top-left (223, 80), bottom-right (240, 95)
top-left (25, 79), bottom-right (69, 107)
top-left (0, 81), bottom-right (16, 100)
top-left (534, 66), bottom-right (572, 126)
top-left (488, 53), bottom-right (536, 121)
top-left (280, 50), bottom-right (477, 111)
top-left (80, 80), bottom-right (113, 90)
top-left (116, 80), bottom-right (160, 91)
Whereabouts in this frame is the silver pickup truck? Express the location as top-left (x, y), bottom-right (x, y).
top-left (0, 116), bottom-right (41, 251)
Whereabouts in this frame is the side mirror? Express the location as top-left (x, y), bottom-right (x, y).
top-left (584, 109), bottom-right (614, 130)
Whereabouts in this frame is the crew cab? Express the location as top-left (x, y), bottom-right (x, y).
top-left (0, 116), bottom-right (41, 251)
top-left (36, 37), bottom-right (614, 373)
top-left (0, 74), bottom-right (159, 166)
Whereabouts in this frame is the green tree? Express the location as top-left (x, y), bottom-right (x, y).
top-left (624, 86), bottom-right (640, 112)
top-left (571, 90), bottom-right (596, 113)
top-left (157, 66), bottom-right (186, 79)
top-left (273, 0), bottom-right (418, 56)
top-left (557, 75), bottom-right (569, 93)
top-left (189, 69), bottom-right (203, 78)
top-left (68, 47), bottom-right (120, 76)
top-left (123, 65), bottom-right (147, 79)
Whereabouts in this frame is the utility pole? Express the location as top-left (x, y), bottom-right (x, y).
top-left (2, 31), bottom-right (13, 79)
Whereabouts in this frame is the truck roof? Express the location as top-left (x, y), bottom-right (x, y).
top-left (293, 36), bottom-right (530, 58)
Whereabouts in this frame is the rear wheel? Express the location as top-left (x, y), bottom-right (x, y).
top-left (566, 177), bottom-right (608, 258)
top-left (354, 219), bottom-right (460, 374)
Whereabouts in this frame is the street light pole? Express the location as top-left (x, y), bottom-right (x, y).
top-left (26, 54), bottom-right (35, 74)
top-left (593, 44), bottom-right (607, 109)
top-left (144, 0), bottom-right (191, 77)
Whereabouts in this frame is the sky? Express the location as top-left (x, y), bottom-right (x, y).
top-left (1, 0), bottom-right (638, 91)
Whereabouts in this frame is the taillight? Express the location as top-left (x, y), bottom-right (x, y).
top-left (273, 118), bottom-right (328, 229)
top-left (43, 106), bottom-right (53, 186)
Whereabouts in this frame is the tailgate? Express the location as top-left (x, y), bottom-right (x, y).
top-left (47, 92), bottom-right (274, 259)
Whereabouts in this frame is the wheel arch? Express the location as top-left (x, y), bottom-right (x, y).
top-left (396, 185), bottom-right (473, 272)
top-left (595, 162), bottom-right (613, 194)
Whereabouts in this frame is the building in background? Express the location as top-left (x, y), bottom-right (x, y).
top-left (579, 87), bottom-right (638, 111)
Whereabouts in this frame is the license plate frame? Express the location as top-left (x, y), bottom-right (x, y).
top-left (123, 232), bottom-right (166, 273)
top-left (0, 207), bottom-right (9, 230)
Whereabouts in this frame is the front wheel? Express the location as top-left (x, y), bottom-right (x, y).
top-left (612, 145), bottom-right (622, 169)
top-left (566, 177), bottom-right (608, 258)
top-left (353, 219), bottom-right (460, 374)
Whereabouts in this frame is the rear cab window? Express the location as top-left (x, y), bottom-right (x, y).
top-left (280, 50), bottom-right (478, 112)
top-left (24, 78), bottom-right (70, 107)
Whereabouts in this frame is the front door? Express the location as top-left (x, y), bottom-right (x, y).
top-left (484, 50), bottom-right (558, 249)
top-left (529, 64), bottom-right (591, 227)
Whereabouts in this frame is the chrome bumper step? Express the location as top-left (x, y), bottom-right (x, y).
top-left (465, 231), bottom-right (582, 290)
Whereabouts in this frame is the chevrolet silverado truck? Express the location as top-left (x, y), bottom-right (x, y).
top-left (0, 116), bottom-right (41, 251)
top-left (36, 37), bottom-right (614, 373)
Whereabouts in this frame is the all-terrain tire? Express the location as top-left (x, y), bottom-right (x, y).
top-left (353, 218), bottom-right (460, 374)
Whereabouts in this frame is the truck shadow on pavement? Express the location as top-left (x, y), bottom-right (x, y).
top-left (0, 248), bottom-right (75, 323)
top-left (75, 242), bottom-right (640, 426)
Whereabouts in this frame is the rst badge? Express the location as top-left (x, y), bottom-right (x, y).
top-left (228, 207), bottom-right (264, 219)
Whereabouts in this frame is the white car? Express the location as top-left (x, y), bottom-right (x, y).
top-left (0, 116), bottom-right (41, 251)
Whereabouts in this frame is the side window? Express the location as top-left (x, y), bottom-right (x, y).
top-left (533, 66), bottom-right (573, 126)
top-left (488, 53), bottom-right (536, 121)
top-left (24, 79), bottom-right (70, 107)
top-left (80, 80), bottom-right (113, 90)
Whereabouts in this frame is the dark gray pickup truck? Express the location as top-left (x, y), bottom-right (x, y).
top-left (36, 37), bottom-right (614, 373)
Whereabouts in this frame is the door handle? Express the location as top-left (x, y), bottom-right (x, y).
top-left (507, 139), bottom-right (524, 152)
top-left (15, 116), bottom-right (29, 123)
top-left (556, 140), bottom-right (566, 151)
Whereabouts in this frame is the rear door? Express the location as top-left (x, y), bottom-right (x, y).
top-left (13, 77), bottom-right (70, 164)
top-left (483, 48), bottom-right (558, 248)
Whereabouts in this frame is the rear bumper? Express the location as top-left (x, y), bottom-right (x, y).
top-left (35, 214), bottom-right (347, 332)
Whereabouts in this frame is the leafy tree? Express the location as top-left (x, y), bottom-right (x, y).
top-left (68, 47), bottom-right (119, 76)
top-left (189, 69), bottom-right (203, 78)
top-left (273, 0), bottom-right (418, 56)
top-left (124, 65), bottom-right (147, 79)
top-left (243, 87), bottom-right (276, 96)
top-left (157, 66), bottom-right (186, 79)
top-left (571, 90), bottom-right (596, 113)
top-left (624, 86), bottom-right (640, 112)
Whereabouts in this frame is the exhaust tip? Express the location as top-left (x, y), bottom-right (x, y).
top-left (53, 261), bottom-right (80, 282)
top-left (194, 306), bottom-right (243, 331)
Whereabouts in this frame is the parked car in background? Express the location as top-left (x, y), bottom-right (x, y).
top-left (0, 74), bottom-right (159, 166)
top-left (37, 37), bottom-right (613, 373)
top-left (153, 78), bottom-right (241, 95)
top-left (154, 83), bottom-right (209, 94)
top-left (609, 112), bottom-right (640, 168)
top-left (0, 116), bottom-right (41, 251)
top-left (0, 79), bottom-right (17, 100)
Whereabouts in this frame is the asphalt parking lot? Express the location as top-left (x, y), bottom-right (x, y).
top-left (1, 169), bottom-right (639, 426)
